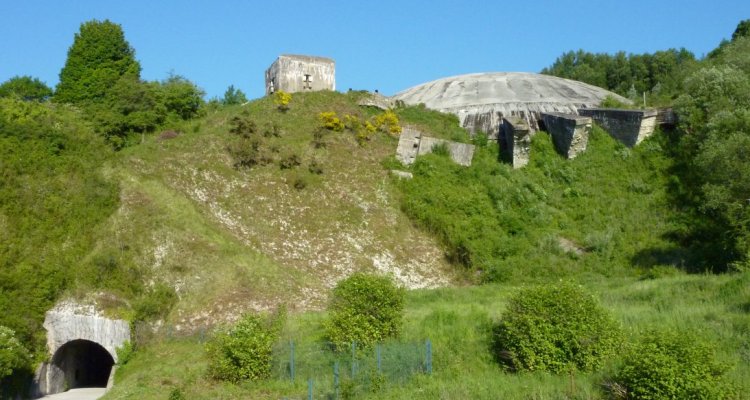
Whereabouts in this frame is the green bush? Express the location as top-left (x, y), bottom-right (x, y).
top-left (611, 329), bottom-right (734, 399)
top-left (492, 282), bottom-right (621, 373)
top-left (206, 310), bottom-right (285, 382)
top-left (0, 326), bottom-right (29, 379)
top-left (325, 273), bottom-right (405, 350)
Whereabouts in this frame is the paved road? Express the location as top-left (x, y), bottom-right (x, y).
top-left (41, 388), bottom-right (107, 400)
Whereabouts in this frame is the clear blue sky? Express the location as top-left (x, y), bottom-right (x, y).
top-left (1, 0), bottom-right (748, 99)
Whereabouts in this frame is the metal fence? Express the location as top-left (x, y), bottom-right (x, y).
top-left (272, 340), bottom-right (432, 399)
top-left (132, 324), bottom-right (432, 399)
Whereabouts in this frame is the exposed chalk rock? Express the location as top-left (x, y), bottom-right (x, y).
top-left (578, 108), bottom-right (657, 147)
top-left (389, 170), bottom-right (414, 179)
top-left (541, 112), bottom-right (592, 159)
top-left (392, 72), bottom-right (628, 140)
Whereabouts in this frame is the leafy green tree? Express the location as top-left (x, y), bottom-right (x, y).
top-left (157, 74), bottom-right (205, 120)
top-left (325, 273), bottom-right (405, 350)
top-left (222, 85), bottom-right (248, 105)
top-left (0, 76), bottom-right (52, 101)
top-left (0, 326), bottom-right (29, 379)
top-left (732, 19), bottom-right (750, 41)
top-left (55, 19), bottom-right (141, 105)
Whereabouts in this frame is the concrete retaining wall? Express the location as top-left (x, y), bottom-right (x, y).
top-left (500, 117), bottom-right (532, 168)
top-left (541, 112), bottom-right (592, 159)
top-left (395, 127), bottom-right (475, 167)
top-left (578, 108), bottom-right (657, 147)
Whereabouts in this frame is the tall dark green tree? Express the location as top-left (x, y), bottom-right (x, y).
top-left (0, 76), bottom-right (52, 101)
top-left (222, 85), bottom-right (248, 105)
top-left (55, 19), bottom-right (140, 105)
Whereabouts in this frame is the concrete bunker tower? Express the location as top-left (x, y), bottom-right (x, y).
top-left (264, 54), bottom-right (335, 95)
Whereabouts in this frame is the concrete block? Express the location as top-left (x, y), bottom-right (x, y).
top-left (541, 112), bottom-right (592, 159)
top-left (501, 117), bottom-right (532, 168)
top-left (265, 54), bottom-right (335, 95)
top-left (418, 136), bottom-right (475, 167)
top-left (395, 126), bottom-right (475, 167)
top-left (578, 108), bottom-right (657, 147)
top-left (395, 127), bottom-right (422, 165)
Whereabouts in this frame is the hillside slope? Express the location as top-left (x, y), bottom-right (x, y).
top-left (96, 91), bottom-right (455, 328)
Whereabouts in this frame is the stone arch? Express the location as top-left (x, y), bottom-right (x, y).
top-left (50, 339), bottom-right (115, 389)
top-left (31, 301), bottom-right (130, 398)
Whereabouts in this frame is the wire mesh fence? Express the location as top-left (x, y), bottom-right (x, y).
top-left (272, 340), bottom-right (432, 399)
top-left (132, 323), bottom-right (432, 399)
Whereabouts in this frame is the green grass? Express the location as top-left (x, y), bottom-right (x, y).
top-left (103, 272), bottom-right (750, 399)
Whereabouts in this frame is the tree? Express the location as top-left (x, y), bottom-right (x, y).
top-left (222, 85), bottom-right (248, 105)
top-left (0, 76), bottom-right (52, 101)
top-left (0, 326), bottom-right (29, 379)
top-left (55, 19), bottom-right (140, 105)
top-left (157, 74), bottom-right (205, 120)
top-left (732, 19), bottom-right (750, 41)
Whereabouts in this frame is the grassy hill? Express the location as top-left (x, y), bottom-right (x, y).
top-left (90, 91), bottom-right (459, 328)
top-left (2, 90), bottom-right (749, 398)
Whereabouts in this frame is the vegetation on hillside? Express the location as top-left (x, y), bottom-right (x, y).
top-left (2, 15), bottom-right (750, 400)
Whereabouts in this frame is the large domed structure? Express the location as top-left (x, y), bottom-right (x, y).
top-left (392, 72), bottom-right (628, 139)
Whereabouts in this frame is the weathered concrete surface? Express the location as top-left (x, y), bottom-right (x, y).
top-left (418, 136), bottom-right (475, 167)
top-left (578, 108), bottom-right (657, 147)
top-left (265, 54), bottom-right (335, 95)
top-left (395, 126), bottom-right (475, 166)
top-left (395, 126), bottom-right (422, 165)
top-left (500, 117), bottom-right (532, 168)
top-left (32, 301), bottom-right (130, 398)
top-left (541, 112), bottom-right (592, 159)
top-left (392, 72), bottom-right (628, 139)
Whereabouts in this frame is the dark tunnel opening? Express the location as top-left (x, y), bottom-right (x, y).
top-left (51, 339), bottom-right (114, 389)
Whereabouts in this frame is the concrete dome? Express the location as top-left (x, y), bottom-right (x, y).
top-left (392, 72), bottom-right (628, 138)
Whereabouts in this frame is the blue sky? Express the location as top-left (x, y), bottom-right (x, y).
top-left (1, 1), bottom-right (748, 99)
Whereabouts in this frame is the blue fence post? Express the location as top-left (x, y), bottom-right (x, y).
top-left (425, 339), bottom-right (432, 375)
top-left (333, 361), bottom-right (340, 400)
top-left (376, 344), bottom-right (382, 373)
top-left (290, 340), bottom-right (295, 382)
top-left (351, 341), bottom-right (357, 378)
top-left (308, 378), bottom-right (313, 400)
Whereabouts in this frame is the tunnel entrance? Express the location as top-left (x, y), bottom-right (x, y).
top-left (51, 339), bottom-right (114, 389)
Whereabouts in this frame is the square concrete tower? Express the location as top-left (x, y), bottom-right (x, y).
top-left (264, 54), bottom-right (335, 95)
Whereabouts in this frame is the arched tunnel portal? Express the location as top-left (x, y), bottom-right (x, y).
top-left (51, 339), bottom-right (115, 389)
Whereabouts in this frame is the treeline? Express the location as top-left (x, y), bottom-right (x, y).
top-left (541, 48), bottom-right (698, 104)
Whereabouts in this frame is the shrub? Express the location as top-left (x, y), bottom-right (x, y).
top-left (492, 282), bottom-right (621, 373)
top-left (132, 283), bottom-right (177, 322)
top-left (115, 340), bottom-right (135, 366)
top-left (206, 310), bottom-right (285, 382)
top-left (279, 153), bottom-right (301, 169)
top-left (373, 110), bottom-right (402, 135)
top-left (325, 273), bottom-right (405, 350)
top-left (0, 326), bottom-right (29, 379)
top-left (273, 90), bottom-right (292, 111)
top-left (318, 111), bottom-right (344, 132)
top-left (610, 329), bottom-right (734, 399)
